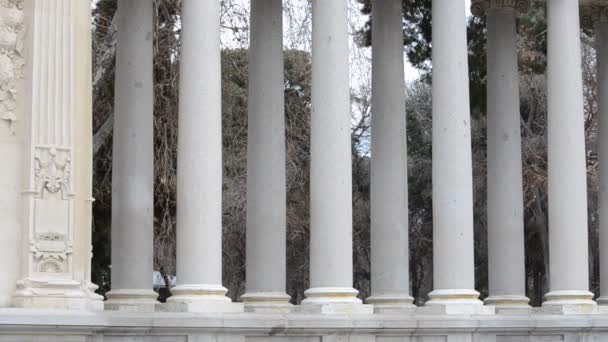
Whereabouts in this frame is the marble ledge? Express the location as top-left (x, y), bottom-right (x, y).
top-left (1, 308), bottom-right (608, 333)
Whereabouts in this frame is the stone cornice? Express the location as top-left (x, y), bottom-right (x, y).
top-left (580, 5), bottom-right (608, 29)
top-left (471, 0), bottom-right (532, 17)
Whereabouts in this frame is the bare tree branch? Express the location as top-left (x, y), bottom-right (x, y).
top-left (93, 114), bottom-right (114, 156)
top-left (92, 12), bottom-right (118, 156)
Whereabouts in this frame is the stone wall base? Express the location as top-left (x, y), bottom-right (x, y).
top-left (2, 309), bottom-right (608, 341)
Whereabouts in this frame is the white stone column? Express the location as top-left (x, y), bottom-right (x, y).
top-left (301, 0), bottom-right (371, 314)
top-left (542, 0), bottom-right (595, 310)
top-left (105, 0), bottom-right (157, 311)
top-left (366, 0), bottom-right (415, 313)
top-left (167, 0), bottom-right (242, 313)
top-left (10, 0), bottom-right (103, 310)
top-left (425, 0), bottom-right (485, 313)
top-left (471, 0), bottom-right (530, 310)
top-left (240, 0), bottom-right (291, 312)
top-left (591, 6), bottom-right (608, 306)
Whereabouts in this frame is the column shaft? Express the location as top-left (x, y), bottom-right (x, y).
top-left (485, 8), bottom-right (529, 308)
top-left (169, 0), bottom-right (242, 313)
top-left (304, 0), bottom-right (359, 304)
top-left (543, 0), bottom-right (594, 306)
top-left (428, 0), bottom-right (481, 305)
top-left (367, 0), bottom-right (414, 310)
top-left (107, 0), bottom-right (157, 309)
top-left (241, 0), bottom-right (291, 310)
top-left (597, 11), bottom-right (608, 305)
top-left (176, 0), bottom-right (222, 288)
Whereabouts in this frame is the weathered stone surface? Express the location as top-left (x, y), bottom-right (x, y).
top-left (368, 0), bottom-right (413, 311)
top-left (0, 310), bottom-right (608, 341)
top-left (244, 0), bottom-right (290, 309)
top-left (107, 0), bottom-right (156, 311)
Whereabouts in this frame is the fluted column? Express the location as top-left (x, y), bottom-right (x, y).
top-left (542, 0), bottom-right (595, 309)
top-left (366, 0), bottom-right (414, 313)
top-left (11, 0), bottom-right (103, 310)
top-left (167, 0), bottom-right (242, 313)
top-left (590, 6), bottom-right (608, 305)
top-left (105, 0), bottom-right (158, 311)
top-left (471, 0), bottom-right (530, 310)
top-left (426, 0), bottom-right (483, 311)
top-left (240, 0), bottom-right (291, 312)
top-left (302, 0), bottom-right (370, 313)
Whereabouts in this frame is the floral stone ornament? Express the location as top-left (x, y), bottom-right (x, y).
top-left (0, 0), bottom-right (24, 135)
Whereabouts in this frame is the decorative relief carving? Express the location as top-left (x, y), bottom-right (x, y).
top-left (30, 232), bottom-right (72, 273)
top-left (34, 147), bottom-right (72, 197)
top-left (30, 146), bottom-right (73, 273)
top-left (471, 0), bottom-right (531, 17)
top-left (0, 0), bottom-right (24, 135)
top-left (38, 259), bottom-right (63, 273)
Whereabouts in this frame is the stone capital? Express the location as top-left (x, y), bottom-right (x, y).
top-left (581, 5), bottom-right (608, 29)
top-left (471, 0), bottom-right (531, 17)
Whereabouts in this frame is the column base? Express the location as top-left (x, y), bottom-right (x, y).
top-left (12, 278), bottom-right (104, 311)
top-left (163, 284), bottom-right (244, 313)
top-left (596, 296), bottom-right (608, 306)
top-left (484, 295), bottom-right (531, 314)
top-left (420, 289), bottom-right (493, 315)
top-left (540, 290), bottom-right (597, 314)
top-left (241, 292), bottom-right (293, 313)
top-left (105, 289), bottom-right (158, 312)
top-left (366, 294), bottom-right (416, 314)
top-left (297, 287), bottom-right (373, 314)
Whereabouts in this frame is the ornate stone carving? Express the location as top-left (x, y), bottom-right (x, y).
top-left (31, 232), bottom-right (72, 273)
top-left (34, 147), bottom-right (72, 196)
top-left (28, 232), bottom-right (72, 274)
top-left (30, 147), bottom-right (74, 274)
top-left (471, 0), bottom-right (531, 17)
top-left (37, 259), bottom-right (63, 273)
top-left (0, 0), bottom-right (24, 135)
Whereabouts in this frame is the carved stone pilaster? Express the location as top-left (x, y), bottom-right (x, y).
top-left (0, 0), bottom-right (24, 135)
top-left (471, 0), bottom-right (531, 17)
top-left (11, 0), bottom-right (103, 310)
